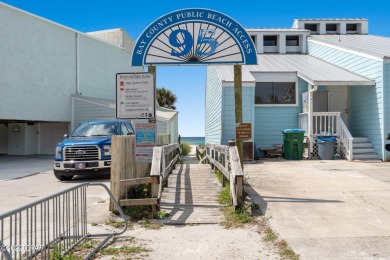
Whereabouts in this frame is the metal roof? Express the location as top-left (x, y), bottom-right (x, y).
top-left (156, 106), bottom-right (178, 121)
top-left (216, 54), bottom-right (375, 86)
top-left (72, 95), bottom-right (177, 121)
top-left (309, 35), bottom-right (390, 60)
top-left (247, 28), bottom-right (310, 33)
top-left (294, 18), bottom-right (367, 21)
top-left (214, 66), bottom-right (255, 83)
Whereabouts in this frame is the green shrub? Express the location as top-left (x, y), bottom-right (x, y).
top-left (180, 142), bottom-right (192, 156)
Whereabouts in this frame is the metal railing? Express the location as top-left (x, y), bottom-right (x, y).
top-left (0, 183), bottom-right (128, 260)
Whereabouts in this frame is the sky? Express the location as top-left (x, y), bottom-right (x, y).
top-left (3, 0), bottom-right (390, 137)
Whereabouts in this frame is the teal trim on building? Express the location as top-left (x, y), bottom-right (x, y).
top-left (308, 41), bottom-right (384, 159)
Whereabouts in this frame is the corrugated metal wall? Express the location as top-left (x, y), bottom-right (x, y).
top-left (205, 67), bottom-right (223, 144)
top-left (73, 97), bottom-right (116, 130)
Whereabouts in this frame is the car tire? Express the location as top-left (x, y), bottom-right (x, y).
top-left (53, 170), bottom-right (74, 181)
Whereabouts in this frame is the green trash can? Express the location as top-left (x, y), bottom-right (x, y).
top-left (282, 129), bottom-right (305, 160)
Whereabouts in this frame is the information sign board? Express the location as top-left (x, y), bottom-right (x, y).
top-left (116, 73), bottom-right (155, 119)
top-left (236, 123), bottom-right (252, 140)
top-left (135, 123), bottom-right (156, 162)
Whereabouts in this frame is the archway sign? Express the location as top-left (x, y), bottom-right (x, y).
top-left (131, 8), bottom-right (257, 168)
top-left (131, 8), bottom-right (257, 66)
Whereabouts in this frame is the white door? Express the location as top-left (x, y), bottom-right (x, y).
top-left (327, 86), bottom-right (349, 126)
top-left (39, 123), bottom-right (69, 155)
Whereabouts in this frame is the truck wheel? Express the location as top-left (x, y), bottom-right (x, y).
top-left (53, 170), bottom-right (74, 181)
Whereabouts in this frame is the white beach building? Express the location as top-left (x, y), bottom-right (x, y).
top-left (0, 3), bottom-right (178, 155)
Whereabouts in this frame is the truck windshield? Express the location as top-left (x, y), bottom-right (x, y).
top-left (71, 123), bottom-right (120, 137)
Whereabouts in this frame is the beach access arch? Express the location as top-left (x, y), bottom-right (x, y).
top-left (131, 8), bottom-right (258, 162)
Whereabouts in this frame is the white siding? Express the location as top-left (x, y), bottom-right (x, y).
top-left (73, 97), bottom-right (116, 130)
top-left (0, 4), bottom-right (142, 122)
top-left (0, 5), bottom-right (76, 122)
top-left (205, 67), bottom-right (223, 144)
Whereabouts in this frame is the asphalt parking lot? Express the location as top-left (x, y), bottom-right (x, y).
top-left (246, 159), bottom-right (390, 260)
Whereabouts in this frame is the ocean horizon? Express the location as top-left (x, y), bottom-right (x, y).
top-left (181, 137), bottom-right (205, 145)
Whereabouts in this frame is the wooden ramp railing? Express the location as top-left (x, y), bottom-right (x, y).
top-left (197, 144), bottom-right (244, 208)
top-left (111, 137), bottom-right (243, 222)
top-left (150, 143), bottom-right (181, 215)
top-left (110, 135), bottom-right (180, 218)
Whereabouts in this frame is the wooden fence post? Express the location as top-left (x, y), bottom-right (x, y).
top-left (211, 149), bottom-right (215, 170)
top-left (110, 135), bottom-right (136, 213)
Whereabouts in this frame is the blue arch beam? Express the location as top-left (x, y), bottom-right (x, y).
top-left (131, 9), bottom-right (257, 66)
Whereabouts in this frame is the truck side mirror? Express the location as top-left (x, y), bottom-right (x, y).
top-left (63, 134), bottom-right (69, 138)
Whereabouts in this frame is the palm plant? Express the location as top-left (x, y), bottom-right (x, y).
top-left (156, 87), bottom-right (177, 110)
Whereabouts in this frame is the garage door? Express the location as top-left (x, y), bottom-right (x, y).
top-left (39, 123), bottom-right (69, 155)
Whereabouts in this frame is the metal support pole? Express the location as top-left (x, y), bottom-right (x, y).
top-left (234, 65), bottom-right (243, 169)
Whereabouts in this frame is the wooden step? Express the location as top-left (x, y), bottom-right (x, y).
top-left (159, 163), bottom-right (223, 224)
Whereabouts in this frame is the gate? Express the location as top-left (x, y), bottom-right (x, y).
top-left (0, 183), bottom-right (128, 260)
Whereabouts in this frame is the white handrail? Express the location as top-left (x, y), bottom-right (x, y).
top-left (299, 112), bottom-right (354, 160)
top-left (336, 115), bottom-right (353, 161)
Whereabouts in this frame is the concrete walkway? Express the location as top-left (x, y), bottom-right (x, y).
top-left (0, 155), bottom-right (53, 180)
top-left (245, 159), bottom-right (390, 259)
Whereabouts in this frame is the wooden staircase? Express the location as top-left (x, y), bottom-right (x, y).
top-left (352, 137), bottom-right (378, 160)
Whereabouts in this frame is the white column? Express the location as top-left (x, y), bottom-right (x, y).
top-left (257, 33), bottom-right (264, 53)
top-left (308, 84), bottom-right (318, 158)
top-left (279, 33), bottom-right (286, 54)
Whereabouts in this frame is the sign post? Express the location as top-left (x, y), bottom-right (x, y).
top-left (116, 72), bottom-right (156, 162)
top-left (236, 123), bottom-right (252, 140)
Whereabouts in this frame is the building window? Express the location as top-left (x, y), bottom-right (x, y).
top-left (346, 23), bottom-right (358, 32)
top-left (304, 23), bottom-right (318, 33)
top-left (326, 23), bottom-right (338, 32)
top-left (255, 82), bottom-right (296, 104)
top-left (250, 35), bottom-right (257, 46)
top-left (263, 36), bottom-right (277, 46)
top-left (286, 36), bottom-right (299, 46)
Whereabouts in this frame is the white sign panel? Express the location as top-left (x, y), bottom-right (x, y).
top-left (116, 73), bottom-right (156, 119)
top-left (135, 122), bottom-right (156, 162)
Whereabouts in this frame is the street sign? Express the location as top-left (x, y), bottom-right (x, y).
top-left (116, 72), bottom-right (156, 119)
top-left (236, 123), bottom-right (252, 140)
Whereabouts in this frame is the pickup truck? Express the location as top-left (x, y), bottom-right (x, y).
top-left (53, 119), bottom-right (134, 181)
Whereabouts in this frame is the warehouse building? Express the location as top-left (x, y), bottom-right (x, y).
top-left (0, 3), bottom-right (179, 155)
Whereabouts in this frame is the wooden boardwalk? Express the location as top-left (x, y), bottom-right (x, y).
top-left (159, 163), bottom-right (223, 224)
